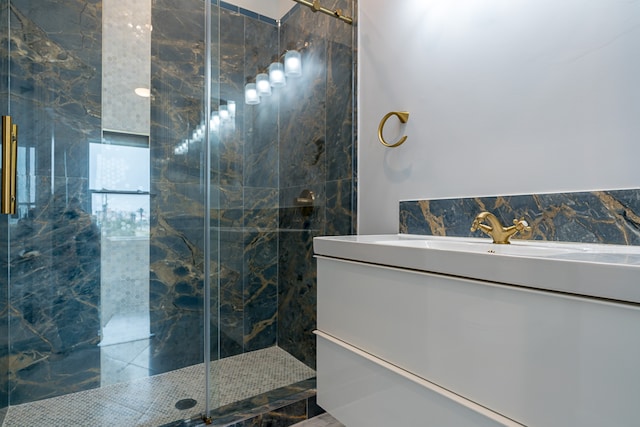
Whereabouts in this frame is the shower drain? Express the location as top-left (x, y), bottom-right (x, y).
top-left (175, 398), bottom-right (198, 410)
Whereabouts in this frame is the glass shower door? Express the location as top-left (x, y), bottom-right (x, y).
top-left (207, 0), bottom-right (356, 423)
top-left (0, 0), bottom-right (356, 424)
top-left (6, 0), bottom-right (105, 406)
top-left (1, 0), bottom-right (215, 424)
top-left (0, 0), bottom-right (9, 423)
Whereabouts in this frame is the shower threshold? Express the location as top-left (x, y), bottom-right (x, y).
top-left (160, 377), bottom-right (318, 427)
top-left (2, 346), bottom-right (315, 427)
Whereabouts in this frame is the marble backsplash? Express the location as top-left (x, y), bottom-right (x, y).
top-left (399, 189), bottom-right (640, 245)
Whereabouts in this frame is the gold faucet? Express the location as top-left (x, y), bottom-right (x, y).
top-left (470, 211), bottom-right (532, 244)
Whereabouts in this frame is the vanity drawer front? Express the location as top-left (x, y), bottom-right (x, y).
top-left (316, 331), bottom-right (519, 427)
top-left (317, 256), bottom-right (640, 427)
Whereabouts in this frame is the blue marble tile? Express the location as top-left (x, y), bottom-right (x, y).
top-left (198, 378), bottom-right (317, 427)
top-left (9, 177), bottom-right (101, 404)
top-left (326, 40), bottom-right (354, 182)
top-left (279, 22), bottom-right (328, 189)
top-left (0, 189), bottom-right (8, 420)
top-left (399, 189), bottom-right (640, 246)
top-left (149, 312), bottom-right (205, 374)
top-left (244, 231), bottom-right (278, 351)
top-left (220, 1), bottom-right (239, 13)
top-left (218, 0), bottom-right (279, 26)
top-left (244, 188), bottom-right (278, 230)
top-left (281, 4), bottom-right (301, 24)
top-left (239, 399), bottom-right (307, 426)
top-left (148, 0), bottom-right (211, 376)
top-left (219, 229), bottom-right (245, 358)
top-left (325, 179), bottom-right (355, 236)
top-left (275, 0), bottom-right (355, 372)
top-left (278, 229), bottom-right (318, 369)
top-left (258, 15), bottom-right (279, 26)
top-left (8, 0), bottom-right (101, 180)
top-left (240, 7), bottom-right (259, 21)
top-left (3, 0), bottom-right (355, 410)
top-left (243, 17), bottom-right (279, 189)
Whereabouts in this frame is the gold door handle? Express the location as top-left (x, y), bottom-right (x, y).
top-left (378, 111), bottom-right (409, 148)
top-left (2, 116), bottom-right (17, 215)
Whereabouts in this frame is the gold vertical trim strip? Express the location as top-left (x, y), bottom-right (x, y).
top-left (1, 116), bottom-right (12, 214)
top-left (10, 123), bottom-right (17, 214)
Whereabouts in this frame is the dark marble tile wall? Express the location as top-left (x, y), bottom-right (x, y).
top-left (214, 1), bottom-right (358, 364)
top-left (0, 227), bottom-right (6, 424)
top-left (0, 0), bottom-right (102, 405)
top-left (148, 0), bottom-right (209, 374)
top-left (238, 15), bottom-right (280, 355)
top-left (399, 189), bottom-right (640, 245)
top-left (219, 1), bottom-right (278, 26)
top-left (231, 400), bottom-right (307, 427)
top-left (278, 1), bottom-right (356, 369)
top-left (0, 0), bottom-right (356, 411)
top-left (0, 1), bottom-right (8, 421)
top-left (208, 9), bottom-right (279, 358)
top-left (214, 9), bottom-right (281, 358)
top-left (212, 2), bottom-right (356, 370)
top-left (240, 18), bottom-right (280, 351)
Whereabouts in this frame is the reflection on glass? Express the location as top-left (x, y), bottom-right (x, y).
top-left (16, 146), bottom-right (36, 219)
top-left (90, 143), bottom-right (150, 192)
top-left (99, 0), bottom-right (152, 387)
top-left (92, 193), bottom-right (149, 238)
top-left (92, 136), bottom-right (151, 386)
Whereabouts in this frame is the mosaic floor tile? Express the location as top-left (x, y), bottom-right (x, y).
top-left (2, 346), bottom-right (315, 427)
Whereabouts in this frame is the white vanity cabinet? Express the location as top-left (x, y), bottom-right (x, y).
top-left (314, 236), bottom-right (640, 427)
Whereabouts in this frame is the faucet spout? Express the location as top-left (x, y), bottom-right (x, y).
top-left (470, 211), bottom-right (532, 244)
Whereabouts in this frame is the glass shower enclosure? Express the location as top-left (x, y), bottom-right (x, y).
top-left (0, 0), bottom-right (355, 425)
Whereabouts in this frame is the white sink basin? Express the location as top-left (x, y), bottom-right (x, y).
top-left (313, 234), bottom-right (640, 304)
top-left (375, 238), bottom-right (585, 257)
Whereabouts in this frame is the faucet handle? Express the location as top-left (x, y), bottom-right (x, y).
top-left (513, 218), bottom-right (532, 239)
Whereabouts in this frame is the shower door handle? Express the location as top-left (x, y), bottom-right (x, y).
top-left (2, 116), bottom-right (18, 215)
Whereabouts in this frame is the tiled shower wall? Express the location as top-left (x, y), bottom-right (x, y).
top-left (213, 5), bottom-right (281, 360)
top-left (146, 0), bottom-right (209, 375)
top-left (208, 1), bottom-right (356, 366)
top-left (147, 0), bottom-right (356, 373)
top-left (0, 0), bottom-right (355, 413)
top-left (0, 4), bottom-right (8, 423)
top-left (2, 0), bottom-right (103, 407)
top-left (278, 2), bottom-right (356, 368)
top-left (400, 189), bottom-right (640, 245)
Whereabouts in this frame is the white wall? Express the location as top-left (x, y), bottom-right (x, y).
top-left (358, 0), bottom-right (640, 234)
top-left (224, 0), bottom-right (294, 20)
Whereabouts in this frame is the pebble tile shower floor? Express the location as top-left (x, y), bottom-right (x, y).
top-left (2, 347), bottom-right (315, 427)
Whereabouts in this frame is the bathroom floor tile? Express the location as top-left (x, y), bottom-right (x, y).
top-left (2, 346), bottom-right (315, 427)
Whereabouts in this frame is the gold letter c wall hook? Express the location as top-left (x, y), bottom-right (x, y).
top-left (378, 111), bottom-right (410, 148)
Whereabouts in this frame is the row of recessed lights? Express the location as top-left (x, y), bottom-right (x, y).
top-left (174, 50), bottom-right (302, 154)
top-left (245, 50), bottom-right (302, 104)
top-left (174, 101), bottom-right (237, 155)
